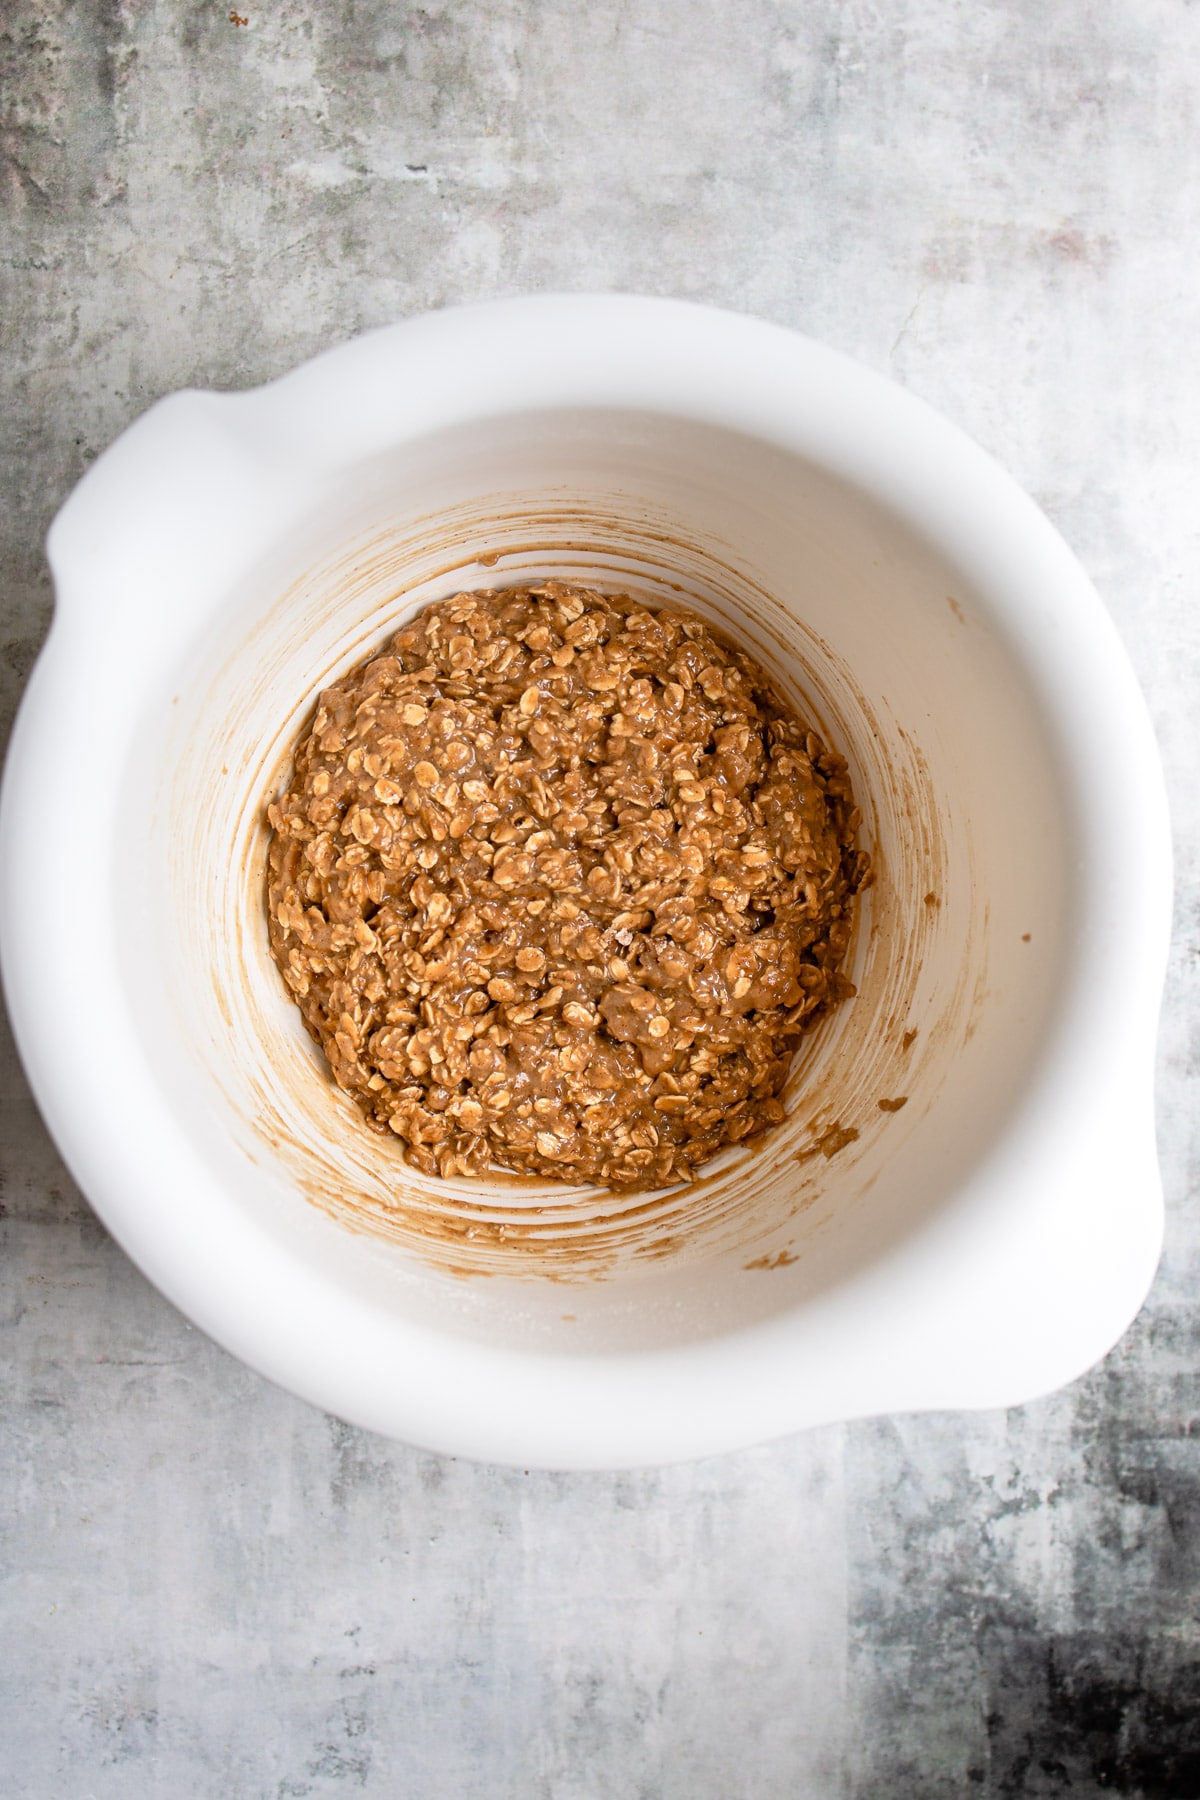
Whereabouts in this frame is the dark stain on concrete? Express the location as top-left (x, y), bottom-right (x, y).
top-left (846, 1309), bottom-right (1200, 1796)
top-left (981, 1626), bottom-right (1200, 1797)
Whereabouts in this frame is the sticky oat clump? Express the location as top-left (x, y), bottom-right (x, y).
top-left (266, 581), bottom-right (869, 1191)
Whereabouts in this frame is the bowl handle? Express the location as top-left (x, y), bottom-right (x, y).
top-left (44, 389), bottom-right (328, 653)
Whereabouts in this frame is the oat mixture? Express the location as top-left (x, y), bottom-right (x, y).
top-left (266, 582), bottom-right (869, 1190)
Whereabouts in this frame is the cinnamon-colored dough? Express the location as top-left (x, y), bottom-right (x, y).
top-left (266, 582), bottom-right (869, 1190)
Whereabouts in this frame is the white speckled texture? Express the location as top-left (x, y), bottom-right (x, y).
top-left (2, 3), bottom-right (1197, 1795)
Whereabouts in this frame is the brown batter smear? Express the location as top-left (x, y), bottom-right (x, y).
top-left (266, 581), bottom-right (870, 1191)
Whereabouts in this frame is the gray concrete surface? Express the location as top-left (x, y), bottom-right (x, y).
top-left (2, 2), bottom-right (1199, 1795)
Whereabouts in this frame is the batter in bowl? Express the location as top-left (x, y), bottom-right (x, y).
top-left (266, 581), bottom-right (869, 1190)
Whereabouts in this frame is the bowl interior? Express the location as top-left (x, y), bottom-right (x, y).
top-left (117, 407), bottom-right (1071, 1354)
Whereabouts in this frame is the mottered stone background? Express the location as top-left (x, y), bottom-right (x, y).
top-left (2, 3), bottom-right (1198, 1795)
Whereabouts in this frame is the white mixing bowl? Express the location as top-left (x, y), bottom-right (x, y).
top-left (0, 296), bottom-right (1171, 1467)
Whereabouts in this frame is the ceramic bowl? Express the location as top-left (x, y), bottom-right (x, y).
top-left (0, 296), bottom-right (1171, 1467)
